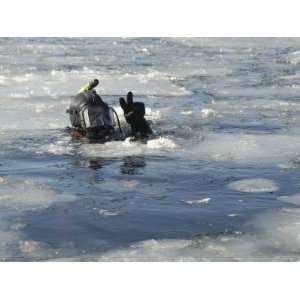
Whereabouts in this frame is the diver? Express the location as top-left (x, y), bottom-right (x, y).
top-left (66, 79), bottom-right (152, 142)
top-left (66, 79), bottom-right (118, 142)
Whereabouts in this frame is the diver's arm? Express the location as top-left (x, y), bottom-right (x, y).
top-left (119, 92), bottom-right (152, 137)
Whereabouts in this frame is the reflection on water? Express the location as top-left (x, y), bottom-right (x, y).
top-left (73, 158), bottom-right (107, 170)
top-left (72, 155), bottom-right (146, 175)
top-left (120, 156), bottom-right (146, 175)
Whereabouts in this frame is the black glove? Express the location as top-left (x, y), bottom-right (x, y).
top-left (119, 92), bottom-right (152, 137)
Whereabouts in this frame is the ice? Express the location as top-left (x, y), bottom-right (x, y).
top-left (0, 216), bottom-right (45, 261)
top-left (102, 72), bottom-right (192, 96)
top-left (0, 130), bottom-right (74, 158)
top-left (0, 228), bottom-right (21, 261)
top-left (168, 37), bottom-right (300, 49)
top-left (201, 108), bottom-right (216, 118)
top-left (75, 237), bottom-right (244, 262)
top-left (112, 106), bottom-right (162, 124)
top-left (186, 133), bottom-right (300, 166)
top-left (98, 209), bottom-right (120, 218)
top-left (278, 193), bottom-right (300, 205)
top-left (37, 143), bottom-right (73, 155)
top-left (204, 99), bottom-right (300, 126)
top-left (0, 96), bottom-right (69, 130)
top-left (76, 207), bottom-right (300, 262)
top-left (80, 138), bottom-right (144, 158)
top-left (0, 176), bottom-right (78, 260)
top-left (80, 137), bottom-right (178, 158)
top-left (145, 107), bottom-right (161, 121)
top-left (37, 136), bottom-right (74, 155)
top-left (228, 178), bottom-right (279, 193)
top-left (213, 86), bottom-right (300, 99)
top-left (287, 50), bottom-right (300, 64)
top-left (147, 137), bottom-right (178, 150)
top-left (184, 198), bottom-right (211, 205)
top-left (0, 215), bottom-right (75, 261)
top-left (120, 180), bottom-right (139, 189)
top-left (249, 209), bottom-right (300, 256)
top-left (0, 178), bottom-right (76, 211)
top-left (0, 70), bottom-right (192, 99)
top-left (181, 111), bottom-right (193, 116)
top-left (0, 177), bottom-right (6, 184)
top-left (18, 240), bottom-right (48, 254)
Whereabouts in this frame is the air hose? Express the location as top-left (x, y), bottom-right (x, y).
top-left (110, 107), bottom-right (124, 138)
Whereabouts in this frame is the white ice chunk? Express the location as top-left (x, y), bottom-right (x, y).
top-left (278, 193), bottom-right (300, 205)
top-left (99, 209), bottom-right (120, 218)
top-left (181, 111), bottom-right (193, 116)
top-left (147, 137), bottom-right (178, 150)
top-left (120, 180), bottom-right (139, 189)
top-left (201, 108), bottom-right (216, 118)
top-left (80, 137), bottom-right (178, 158)
top-left (19, 240), bottom-right (48, 254)
top-left (184, 197), bottom-right (211, 204)
top-left (0, 178), bottom-right (76, 211)
top-left (228, 178), bottom-right (279, 193)
top-left (186, 133), bottom-right (300, 166)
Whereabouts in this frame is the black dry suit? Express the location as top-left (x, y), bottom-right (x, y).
top-left (67, 91), bottom-right (117, 141)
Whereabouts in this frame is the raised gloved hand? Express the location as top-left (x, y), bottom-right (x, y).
top-left (119, 92), bottom-right (152, 138)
